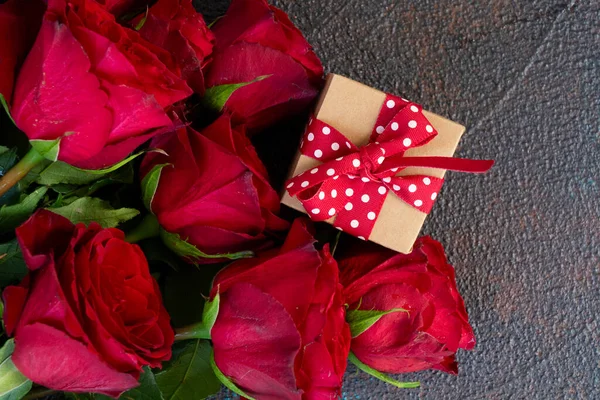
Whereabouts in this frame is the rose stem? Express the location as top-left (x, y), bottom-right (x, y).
top-left (0, 147), bottom-right (45, 198)
top-left (125, 214), bottom-right (161, 243)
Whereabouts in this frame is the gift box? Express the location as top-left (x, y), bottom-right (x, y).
top-left (281, 74), bottom-right (492, 254)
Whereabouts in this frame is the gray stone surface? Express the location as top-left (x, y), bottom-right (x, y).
top-left (202, 0), bottom-right (600, 398)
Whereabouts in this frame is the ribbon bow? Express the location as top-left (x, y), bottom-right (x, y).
top-left (286, 94), bottom-right (494, 240)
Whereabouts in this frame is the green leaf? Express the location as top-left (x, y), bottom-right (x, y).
top-left (30, 138), bottom-right (61, 162)
top-left (121, 367), bottom-right (164, 400)
top-left (0, 147), bottom-right (17, 175)
top-left (37, 161), bottom-right (100, 186)
top-left (37, 150), bottom-right (146, 187)
top-left (203, 75), bottom-right (271, 112)
top-left (209, 350), bottom-right (255, 400)
top-left (0, 240), bottom-right (27, 288)
top-left (0, 94), bottom-right (15, 126)
top-left (0, 187), bottom-right (48, 233)
top-left (160, 229), bottom-right (254, 263)
top-left (47, 164), bottom-right (134, 200)
top-left (0, 148), bottom-right (20, 207)
top-left (348, 352), bottom-right (419, 389)
top-left (346, 308), bottom-right (409, 338)
top-left (0, 340), bottom-right (33, 400)
top-left (48, 197), bottom-right (139, 228)
top-left (155, 340), bottom-right (221, 400)
top-left (141, 164), bottom-right (169, 212)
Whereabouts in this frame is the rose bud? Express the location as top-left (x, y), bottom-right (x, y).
top-left (140, 115), bottom-right (288, 263)
top-left (198, 219), bottom-right (350, 399)
top-left (134, 0), bottom-right (215, 94)
top-left (0, 0), bottom-right (45, 105)
top-left (7, 0), bottom-right (193, 169)
top-left (338, 237), bottom-right (476, 376)
top-left (2, 210), bottom-right (174, 397)
top-left (204, 0), bottom-right (324, 133)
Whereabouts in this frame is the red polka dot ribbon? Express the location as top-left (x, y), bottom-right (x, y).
top-left (286, 94), bottom-right (494, 240)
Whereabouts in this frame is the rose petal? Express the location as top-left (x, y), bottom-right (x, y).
top-left (12, 323), bottom-right (139, 397)
top-left (2, 285), bottom-right (29, 336)
top-left (16, 210), bottom-right (76, 271)
top-left (12, 19), bottom-right (113, 164)
top-left (212, 283), bottom-right (302, 400)
top-left (213, 220), bottom-right (321, 326)
top-left (207, 43), bottom-right (319, 131)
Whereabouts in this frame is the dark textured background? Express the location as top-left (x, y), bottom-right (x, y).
top-left (198, 0), bottom-right (600, 399)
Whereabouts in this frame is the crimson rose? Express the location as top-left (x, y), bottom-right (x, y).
top-left (2, 210), bottom-right (173, 397)
top-left (6, 0), bottom-right (192, 169)
top-left (140, 115), bottom-right (288, 262)
top-left (338, 237), bottom-right (476, 374)
top-left (205, 0), bottom-right (324, 132)
top-left (135, 0), bottom-right (215, 94)
top-left (209, 219), bottom-right (351, 399)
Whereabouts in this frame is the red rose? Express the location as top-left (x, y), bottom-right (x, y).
top-left (0, 0), bottom-right (45, 104)
top-left (205, 0), bottom-right (324, 132)
top-left (140, 115), bottom-right (288, 262)
top-left (2, 210), bottom-right (173, 397)
top-left (209, 219), bottom-right (351, 399)
top-left (135, 0), bottom-right (215, 94)
top-left (8, 0), bottom-right (193, 169)
top-left (338, 237), bottom-right (476, 374)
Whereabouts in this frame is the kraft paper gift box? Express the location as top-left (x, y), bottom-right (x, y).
top-left (281, 74), bottom-right (468, 254)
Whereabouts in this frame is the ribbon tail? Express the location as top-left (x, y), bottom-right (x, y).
top-left (381, 156), bottom-right (494, 173)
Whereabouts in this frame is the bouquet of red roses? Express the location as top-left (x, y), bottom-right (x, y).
top-left (0, 0), bottom-right (488, 399)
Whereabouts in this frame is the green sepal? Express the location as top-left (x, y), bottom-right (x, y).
top-left (30, 138), bottom-right (61, 162)
top-left (207, 16), bottom-right (222, 29)
top-left (134, 6), bottom-right (149, 30)
top-left (160, 229), bottom-right (254, 263)
top-left (202, 75), bottom-right (271, 112)
top-left (202, 291), bottom-right (220, 335)
top-left (78, 149), bottom-right (165, 176)
top-left (175, 292), bottom-right (220, 341)
top-left (210, 350), bottom-right (256, 400)
top-left (141, 164), bottom-right (170, 212)
top-left (0, 339), bottom-right (33, 400)
top-left (346, 307), bottom-right (409, 338)
top-left (348, 352), bottom-right (419, 389)
top-left (47, 197), bottom-right (139, 228)
top-left (0, 93), bottom-right (15, 126)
